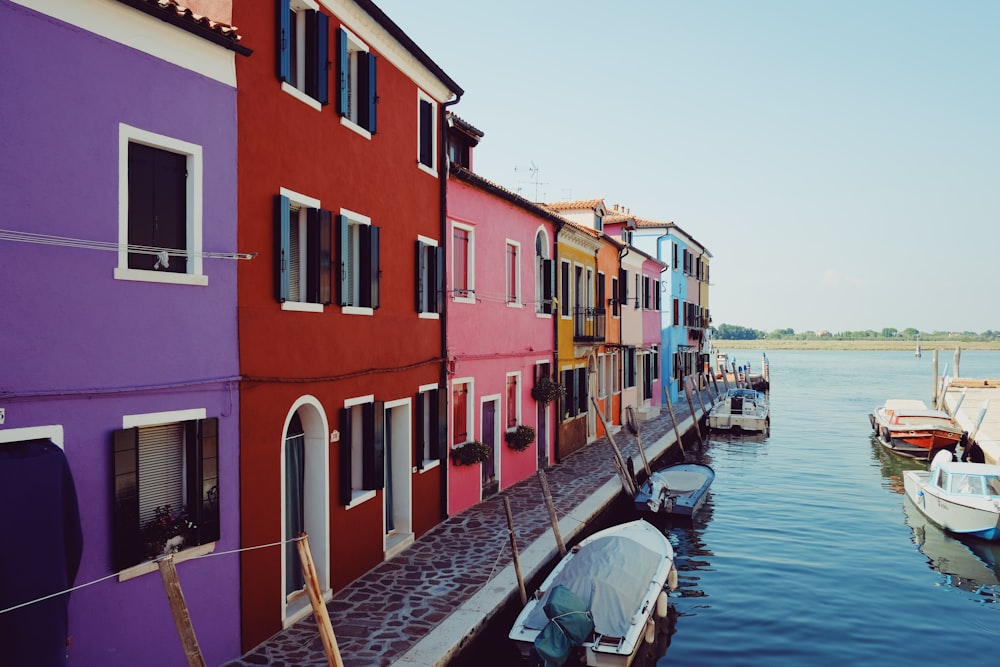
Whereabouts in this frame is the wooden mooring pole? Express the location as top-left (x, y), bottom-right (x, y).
top-left (592, 398), bottom-right (637, 496)
top-left (932, 349), bottom-right (939, 406)
top-left (663, 388), bottom-right (686, 456)
top-left (503, 497), bottom-right (528, 605)
top-left (157, 556), bottom-right (206, 667)
top-left (537, 470), bottom-right (567, 557)
top-left (296, 534), bottom-right (344, 667)
top-left (691, 375), bottom-right (709, 417)
top-left (683, 378), bottom-right (704, 445)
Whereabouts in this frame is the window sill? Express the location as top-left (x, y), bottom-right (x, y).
top-left (506, 301), bottom-right (523, 309)
top-left (417, 312), bottom-right (441, 320)
top-left (281, 82), bottom-right (322, 111)
top-left (114, 267), bottom-right (208, 286)
top-left (345, 489), bottom-right (377, 509)
top-left (535, 312), bottom-right (553, 319)
top-left (118, 541), bottom-right (216, 582)
top-left (414, 459), bottom-right (441, 474)
top-left (452, 296), bottom-right (476, 305)
top-left (281, 301), bottom-right (324, 313)
top-left (342, 306), bottom-right (374, 316)
top-left (417, 162), bottom-right (437, 178)
top-left (341, 117), bottom-right (372, 140)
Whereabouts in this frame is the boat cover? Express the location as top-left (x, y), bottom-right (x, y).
top-left (525, 534), bottom-right (663, 638)
top-left (532, 585), bottom-right (594, 667)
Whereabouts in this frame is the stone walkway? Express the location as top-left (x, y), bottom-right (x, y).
top-left (224, 385), bottom-right (716, 667)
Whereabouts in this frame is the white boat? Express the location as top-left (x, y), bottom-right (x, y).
top-left (903, 450), bottom-right (1000, 542)
top-left (633, 463), bottom-right (715, 517)
top-left (508, 519), bottom-right (676, 667)
top-left (707, 388), bottom-right (769, 433)
top-left (870, 399), bottom-right (965, 460)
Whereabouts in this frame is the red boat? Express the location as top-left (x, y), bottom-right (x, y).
top-left (870, 399), bottom-right (966, 459)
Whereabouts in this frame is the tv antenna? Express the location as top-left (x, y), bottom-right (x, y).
top-left (514, 161), bottom-right (548, 202)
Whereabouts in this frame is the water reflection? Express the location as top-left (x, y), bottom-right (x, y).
top-left (903, 495), bottom-right (1000, 599)
top-left (870, 436), bottom-right (926, 494)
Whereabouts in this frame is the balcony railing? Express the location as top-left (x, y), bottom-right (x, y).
top-left (574, 307), bottom-right (606, 342)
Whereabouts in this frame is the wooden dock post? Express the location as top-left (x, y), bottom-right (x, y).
top-left (592, 398), bottom-right (637, 496)
top-left (710, 370), bottom-right (721, 398)
top-left (157, 556), bottom-right (207, 667)
top-left (932, 349), bottom-right (939, 406)
top-left (954, 347), bottom-right (961, 379)
top-left (663, 389), bottom-right (686, 456)
top-left (537, 470), bottom-right (567, 557)
top-left (296, 534), bottom-right (344, 667)
top-left (625, 406), bottom-right (652, 477)
top-left (691, 375), bottom-right (709, 417)
top-left (683, 378), bottom-right (704, 445)
top-left (969, 400), bottom-right (992, 444)
top-left (504, 497), bottom-right (528, 605)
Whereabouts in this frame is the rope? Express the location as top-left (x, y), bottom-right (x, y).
top-left (0, 228), bottom-right (256, 260)
top-left (0, 535), bottom-right (304, 616)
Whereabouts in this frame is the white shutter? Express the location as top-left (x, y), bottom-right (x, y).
top-left (138, 422), bottom-right (185, 526)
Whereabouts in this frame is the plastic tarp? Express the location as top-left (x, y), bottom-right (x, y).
top-left (532, 585), bottom-right (594, 667)
top-left (525, 534), bottom-right (663, 638)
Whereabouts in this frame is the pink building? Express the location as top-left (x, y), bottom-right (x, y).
top-left (445, 124), bottom-right (562, 513)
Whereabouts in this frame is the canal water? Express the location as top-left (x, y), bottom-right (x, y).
top-left (462, 349), bottom-right (1000, 667)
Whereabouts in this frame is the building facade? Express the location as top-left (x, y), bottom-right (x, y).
top-left (233, 0), bottom-right (461, 650)
top-left (0, 0), bottom-right (247, 664)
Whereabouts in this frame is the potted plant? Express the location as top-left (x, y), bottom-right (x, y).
top-left (451, 440), bottom-right (492, 466)
top-left (531, 375), bottom-right (565, 405)
top-left (504, 424), bottom-right (536, 452)
top-left (141, 505), bottom-right (196, 559)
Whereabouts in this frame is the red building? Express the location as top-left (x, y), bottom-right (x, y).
top-left (233, 0), bottom-right (461, 649)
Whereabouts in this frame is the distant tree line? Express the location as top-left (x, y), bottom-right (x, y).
top-left (711, 324), bottom-right (999, 342)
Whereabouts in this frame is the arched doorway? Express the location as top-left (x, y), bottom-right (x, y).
top-left (281, 397), bottom-right (329, 625)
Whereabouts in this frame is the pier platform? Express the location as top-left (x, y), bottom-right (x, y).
top-left (941, 379), bottom-right (1000, 463)
top-left (224, 384), bottom-right (716, 667)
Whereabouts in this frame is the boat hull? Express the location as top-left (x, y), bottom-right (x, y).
top-left (870, 401), bottom-right (964, 460)
top-left (904, 471), bottom-right (1000, 541)
top-left (634, 464), bottom-right (714, 517)
top-left (509, 520), bottom-right (674, 667)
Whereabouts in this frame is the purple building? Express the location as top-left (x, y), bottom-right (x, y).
top-left (0, 1), bottom-right (248, 664)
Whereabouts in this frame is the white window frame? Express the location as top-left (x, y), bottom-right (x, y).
top-left (416, 89), bottom-right (437, 177)
top-left (344, 394), bottom-right (377, 509)
top-left (505, 371), bottom-right (521, 430)
top-left (416, 234), bottom-right (441, 320)
top-left (416, 383), bottom-right (441, 472)
top-left (280, 0), bottom-right (323, 111)
top-left (340, 26), bottom-right (372, 139)
top-left (116, 123), bottom-right (205, 286)
top-left (560, 259), bottom-right (572, 320)
top-left (341, 208), bottom-right (374, 316)
top-left (451, 221), bottom-right (476, 304)
top-left (505, 239), bottom-right (522, 308)
top-left (280, 187), bottom-right (324, 313)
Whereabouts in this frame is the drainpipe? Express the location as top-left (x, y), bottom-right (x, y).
top-left (439, 93), bottom-right (461, 517)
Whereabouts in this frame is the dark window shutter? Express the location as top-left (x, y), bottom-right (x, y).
top-left (336, 28), bottom-right (348, 116)
top-left (435, 386), bottom-right (448, 459)
top-left (112, 428), bottom-right (141, 571)
top-left (368, 225), bottom-right (380, 309)
top-left (318, 209), bottom-right (332, 305)
top-left (416, 240), bottom-right (427, 312)
top-left (362, 402), bottom-right (384, 490)
top-left (338, 408), bottom-right (353, 505)
top-left (275, 195), bottom-right (290, 302)
top-left (315, 11), bottom-right (329, 104)
top-left (433, 245), bottom-right (445, 314)
top-left (336, 214), bottom-right (349, 306)
top-left (597, 275), bottom-right (606, 315)
top-left (418, 99), bottom-right (433, 167)
top-left (366, 53), bottom-right (378, 133)
top-left (277, 0), bottom-right (291, 82)
top-left (415, 392), bottom-right (426, 470)
top-left (541, 258), bottom-right (553, 314)
top-left (618, 268), bottom-right (628, 305)
top-left (187, 418), bottom-right (220, 546)
top-left (560, 262), bottom-right (570, 317)
top-left (576, 368), bottom-right (587, 415)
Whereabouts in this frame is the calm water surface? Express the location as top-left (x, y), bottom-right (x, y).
top-left (652, 349), bottom-right (1000, 666)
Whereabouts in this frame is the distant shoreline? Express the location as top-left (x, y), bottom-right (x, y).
top-left (712, 339), bottom-right (1000, 351)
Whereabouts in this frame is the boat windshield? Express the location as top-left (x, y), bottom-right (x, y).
top-left (946, 472), bottom-right (986, 495)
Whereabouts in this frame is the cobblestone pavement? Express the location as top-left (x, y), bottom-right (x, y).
top-left (224, 385), bottom-right (717, 667)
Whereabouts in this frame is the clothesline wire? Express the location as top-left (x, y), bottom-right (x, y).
top-left (0, 228), bottom-right (256, 260)
top-left (0, 536), bottom-right (301, 616)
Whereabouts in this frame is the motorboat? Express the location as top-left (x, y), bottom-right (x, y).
top-left (870, 399), bottom-right (965, 459)
top-left (508, 519), bottom-right (676, 667)
top-left (903, 450), bottom-right (1000, 542)
top-left (707, 388), bottom-right (769, 433)
top-left (633, 463), bottom-right (715, 518)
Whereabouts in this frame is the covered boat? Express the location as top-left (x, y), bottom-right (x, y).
top-left (903, 450), bottom-right (1000, 542)
top-left (633, 463), bottom-right (714, 517)
top-left (870, 399), bottom-right (965, 459)
top-left (707, 388), bottom-right (769, 433)
top-left (509, 519), bottom-right (676, 667)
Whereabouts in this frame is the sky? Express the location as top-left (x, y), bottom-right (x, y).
top-left (376, 1), bottom-right (998, 335)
